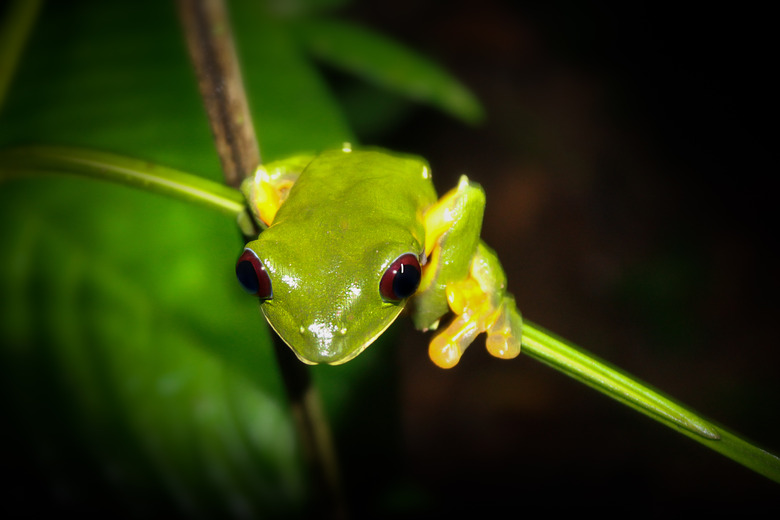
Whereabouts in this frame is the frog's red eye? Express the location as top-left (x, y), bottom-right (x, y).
top-left (236, 248), bottom-right (272, 300)
top-left (380, 253), bottom-right (421, 302)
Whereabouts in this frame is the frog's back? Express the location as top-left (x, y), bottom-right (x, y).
top-left (273, 148), bottom-right (437, 234)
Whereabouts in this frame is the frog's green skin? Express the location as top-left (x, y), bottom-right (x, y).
top-left (240, 146), bottom-right (522, 368)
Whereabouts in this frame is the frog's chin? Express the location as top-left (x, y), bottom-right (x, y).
top-left (261, 304), bottom-right (404, 365)
top-left (287, 341), bottom-right (366, 366)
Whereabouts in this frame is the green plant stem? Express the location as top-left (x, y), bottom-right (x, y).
top-left (2, 145), bottom-right (778, 484)
top-left (0, 146), bottom-right (245, 216)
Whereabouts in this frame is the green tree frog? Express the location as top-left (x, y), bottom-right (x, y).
top-left (236, 145), bottom-right (522, 368)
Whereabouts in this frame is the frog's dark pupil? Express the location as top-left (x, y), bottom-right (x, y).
top-left (236, 260), bottom-right (259, 294)
top-left (393, 261), bottom-right (421, 299)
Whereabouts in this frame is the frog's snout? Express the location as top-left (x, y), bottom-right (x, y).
top-left (274, 318), bottom-right (353, 365)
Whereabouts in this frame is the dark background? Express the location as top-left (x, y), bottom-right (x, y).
top-left (344, 0), bottom-right (778, 512)
top-left (2, 0), bottom-right (777, 515)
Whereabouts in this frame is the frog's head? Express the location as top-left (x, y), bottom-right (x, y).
top-left (236, 234), bottom-right (423, 364)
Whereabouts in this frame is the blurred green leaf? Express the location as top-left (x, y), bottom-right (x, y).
top-left (0, 0), bottom-right (42, 108)
top-left (293, 17), bottom-right (485, 125)
top-left (0, 179), bottom-right (304, 517)
top-left (229, 1), bottom-right (355, 160)
top-left (0, 0), bottom-right (318, 515)
top-left (1, 0), bottom-right (448, 514)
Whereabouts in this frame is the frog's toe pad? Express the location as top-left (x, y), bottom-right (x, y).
top-left (428, 314), bottom-right (479, 369)
top-left (485, 299), bottom-right (522, 360)
top-left (428, 339), bottom-right (461, 369)
top-left (486, 331), bottom-right (521, 359)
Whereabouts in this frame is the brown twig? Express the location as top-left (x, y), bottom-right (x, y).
top-left (177, 0), bottom-right (260, 188)
top-left (176, 1), bottom-right (344, 515)
top-left (272, 338), bottom-right (346, 517)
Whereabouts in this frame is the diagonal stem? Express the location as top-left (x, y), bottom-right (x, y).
top-left (522, 320), bottom-right (780, 483)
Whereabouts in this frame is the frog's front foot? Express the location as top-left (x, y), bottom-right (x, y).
top-left (428, 246), bottom-right (522, 368)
